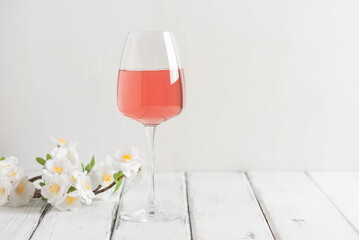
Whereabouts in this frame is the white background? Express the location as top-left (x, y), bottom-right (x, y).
top-left (1, 0), bottom-right (359, 171)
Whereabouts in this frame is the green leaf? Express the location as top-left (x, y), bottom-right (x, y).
top-left (0, 157), bottom-right (5, 161)
top-left (85, 164), bottom-right (91, 172)
top-left (113, 181), bottom-right (123, 194)
top-left (85, 156), bottom-right (95, 173)
top-left (46, 154), bottom-right (52, 160)
top-left (113, 172), bottom-right (118, 183)
top-left (113, 171), bottom-right (123, 184)
top-left (41, 195), bottom-right (47, 201)
top-left (113, 171), bottom-right (123, 194)
top-left (39, 182), bottom-right (45, 187)
top-left (36, 157), bottom-right (46, 166)
top-left (68, 186), bottom-right (76, 193)
top-left (81, 163), bottom-right (85, 172)
top-left (91, 155), bottom-right (95, 166)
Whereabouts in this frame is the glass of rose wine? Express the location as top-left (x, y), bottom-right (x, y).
top-left (117, 31), bottom-right (185, 222)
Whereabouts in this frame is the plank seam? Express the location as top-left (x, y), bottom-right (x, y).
top-left (108, 202), bottom-right (120, 240)
top-left (305, 172), bottom-right (359, 237)
top-left (184, 172), bottom-right (194, 240)
top-left (245, 172), bottom-right (277, 240)
top-left (108, 180), bottom-right (126, 240)
top-left (28, 203), bottom-right (52, 240)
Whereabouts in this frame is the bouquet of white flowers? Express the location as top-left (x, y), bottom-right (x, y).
top-left (0, 137), bottom-right (142, 211)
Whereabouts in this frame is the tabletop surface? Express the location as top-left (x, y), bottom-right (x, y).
top-left (1, 171), bottom-right (359, 240)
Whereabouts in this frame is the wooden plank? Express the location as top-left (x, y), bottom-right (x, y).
top-left (187, 172), bottom-right (274, 240)
top-left (112, 172), bottom-right (191, 240)
top-left (309, 171), bottom-right (359, 233)
top-left (0, 171), bottom-right (48, 240)
top-left (247, 172), bottom-right (359, 240)
top-left (30, 197), bottom-right (119, 240)
top-left (0, 200), bottom-right (49, 240)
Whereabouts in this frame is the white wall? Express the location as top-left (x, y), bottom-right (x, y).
top-left (1, 0), bottom-right (359, 171)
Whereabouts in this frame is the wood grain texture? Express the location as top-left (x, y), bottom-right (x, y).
top-left (309, 171), bottom-right (359, 233)
top-left (0, 200), bottom-right (48, 240)
top-left (187, 172), bottom-right (274, 240)
top-left (30, 198), bottom-right (119, 240)
top-left (112, 172), bottom-right (191, 240)
top-left (248, 172), bottom-right (359, 240)
top-left (30, 197), bottom-right (119, 240)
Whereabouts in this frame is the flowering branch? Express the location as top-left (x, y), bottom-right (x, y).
top-left (0, 138), bottom-right (142, 211)
top-left (31, 174), bottom-right (125, 198)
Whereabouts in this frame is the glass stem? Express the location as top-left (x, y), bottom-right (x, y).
top-left (145, 125), bottom-right (157, 208)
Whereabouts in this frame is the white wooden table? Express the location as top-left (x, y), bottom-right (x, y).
top-left (1, 171), bottom-right (359, 240)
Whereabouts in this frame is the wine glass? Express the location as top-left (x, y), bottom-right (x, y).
top-left (117, 31), bottom-right (185, 222)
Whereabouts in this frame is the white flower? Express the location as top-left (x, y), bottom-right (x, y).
top-left (50, 137), bottom-right (80, 166)
top-left (89, 160), bottom-right (116, 188)
top-left (2, 166), bottom-right (24, 187)
top-left (74, 172), bottom-right (95, 205)
top-left (55, 190), bottom-right (83, 211)
top-left (51, 136), bottom-right (67, 147)
top-left (41, 174), bottom-right (70, 205)
top-left (65, 144), bottom-right (79, 166)
top-left (9, 175), bottom-right (35, 207)
top-left (0, 177), bottom-right (12, 206)
top-left (68, 170), bottom-right (81, 185)
top-left (88, 159), bottom-right (117, 200)
top-left (43, 158), bottom-right (72, 176)
top-left (0, 156), bottom-right (19, 173)
top-left (112, 147), bottom-right (141, 177)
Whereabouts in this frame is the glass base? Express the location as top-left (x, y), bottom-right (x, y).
top-left (120, 203), bottom-right (179, 222)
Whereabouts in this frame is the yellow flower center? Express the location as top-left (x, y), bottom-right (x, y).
top-left (71, 176), bottom-right (76, 182)
top-left (49, 183), bottom-right (59, 193)
top-left (15, 182), bottom-right (25, 195)
top-left (66, 196), bottom-right (76, 206)
top-left (59, 138), bottom-right (66, 144)
top-left (7, 170), bottom-right (17, 177)
top-left (0, 188), bottom-right (5, 195)
top-left (84, 180), bottom-right (91, 190)
top-left (102, 174), bottom-right (112, 186)
top-left (53, 166), bottom-right (64, 174)
top-left (121, 154), bottom-right (132, 162)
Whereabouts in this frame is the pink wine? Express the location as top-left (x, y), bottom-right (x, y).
top-left (117, 69), bottom-right (185, 125)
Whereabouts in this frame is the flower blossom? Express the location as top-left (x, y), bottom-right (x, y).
top-left (0, 156), bottom-right (18, 171)
top-left (9, 175), bottom-right (35, 207)
top-left (43, 157), bottom-right (72, 177)
top-left (74, 171), bottom-right (95, 205)
top-left (41, 174), bottom-right (70, 205)
top-left (112, 147), bottom-right (141, 177)
top-left (51, 137), bottom-right (80, 166)
top-left (56, 190), bottom-right (83, 211)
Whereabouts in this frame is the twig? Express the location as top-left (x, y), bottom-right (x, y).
top-left (94, 182), bottom-right (116, 195)
top-left (29, 175), bottom-right (42, 183)
top-left (33, 188), bottom-right (41, 198)
top-left (94, 175), bottom-right (125, 195)
top-left (93, 184), bottom-right (102, 193)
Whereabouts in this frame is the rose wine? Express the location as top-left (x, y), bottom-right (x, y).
top-left (117, 69), bottom-right (185, 125)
